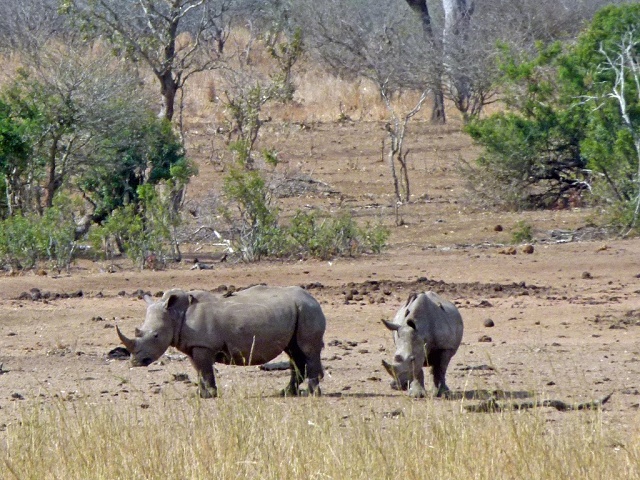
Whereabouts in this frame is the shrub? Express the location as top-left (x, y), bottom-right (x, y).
top-left (0, 197), bottom-right (78, 271)
top-left (511, 220), bottom-right (534, 244)
top-left (90, 184), bottom-right (182, 269)
top-left (287, 211), bottom-right (390, 260)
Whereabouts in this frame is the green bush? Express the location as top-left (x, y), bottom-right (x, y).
top-left (511, 220), bottom-right (534, 244)
top-left (287, 211), bottom-right (390, 260)
top-left (0, 197), bottom-right (78, 270)
top-left (90, 184), bottom-right (182, 269)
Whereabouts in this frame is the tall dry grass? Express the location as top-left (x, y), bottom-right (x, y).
top-left (2, 394), bottom-right (638, 480)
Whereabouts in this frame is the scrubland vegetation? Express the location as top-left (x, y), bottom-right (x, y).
top-left (1, 1), bottom-right (640, 479)
top-left (4, 394), bottom-right (639, 479)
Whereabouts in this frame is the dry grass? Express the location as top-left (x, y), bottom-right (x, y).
top-left (2, 394), bottom-right (638, 480)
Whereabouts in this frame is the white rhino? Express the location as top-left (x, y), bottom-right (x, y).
top-left (116, 285), bottom-right (326, 398)
top-left (382, 291), bottom-right (463, 398)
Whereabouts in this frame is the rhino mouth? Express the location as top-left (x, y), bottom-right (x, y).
top-left (133, 357), bottom-right (154, 367)
top-left (382, 359), bottom-right (410, 390)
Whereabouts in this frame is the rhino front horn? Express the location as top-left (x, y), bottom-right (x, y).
top-left (116, 325), bottom-right (136, 352)
top-left (381, 359), bottom-right (395, 377)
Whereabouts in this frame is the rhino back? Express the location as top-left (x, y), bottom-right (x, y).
top-left (410, 291), bottom-right (463, 350)
top-left (180, 285), bottom-right (323, 365)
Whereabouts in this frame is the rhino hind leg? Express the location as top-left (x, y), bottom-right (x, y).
top-left (428, 349), bottom-right (456, 398)
top-left (281, 343), bottom-right (306, 397)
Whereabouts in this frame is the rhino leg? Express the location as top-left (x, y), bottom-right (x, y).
top-left (305, 355), bottom-right (323, 397)
top-left (428, 349), bottom-right (455, 398)
top-left (281, 345), bottom-right (306, 397)
top-left (191, 347), bottom-right (218, 398)
top-left (408, 369), bottom-right (427, 398)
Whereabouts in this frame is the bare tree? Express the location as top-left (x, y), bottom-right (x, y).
top-left (0, 0), bottom-right (67, 55)
top-left (290, 0), bottom-right (433, 206)
top-left (404, 0), bottom-right (446, 123)
top-left (60, 0), bottom-right (237, 121)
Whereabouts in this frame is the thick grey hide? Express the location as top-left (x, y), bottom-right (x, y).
top-left (117, 285), bottom-right (326, 398)
top-left (382, 291), bottom-right (463, 398)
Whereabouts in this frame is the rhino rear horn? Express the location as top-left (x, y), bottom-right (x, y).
top-left (116, 325), bottom-right (136, 352)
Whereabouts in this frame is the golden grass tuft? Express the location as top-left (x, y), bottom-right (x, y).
top-left (2, 395), bottom-right (638, 479)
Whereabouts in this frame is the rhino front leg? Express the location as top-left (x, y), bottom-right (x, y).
top-left (191, 347), bottom-right (218, 398)
top-left (408, 366), bottom-right (427, 399)
top-left (430, 349), bottom-right (455, 398)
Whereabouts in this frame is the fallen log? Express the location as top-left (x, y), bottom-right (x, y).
top-left (464, 392), bottom-right (613, 413)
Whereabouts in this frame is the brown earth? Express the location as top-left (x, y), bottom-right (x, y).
top-left (0, 120), bottom-right (639, 436)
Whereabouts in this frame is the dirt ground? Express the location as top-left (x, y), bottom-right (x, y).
top-left (0, 120), bottom-right (639, 437)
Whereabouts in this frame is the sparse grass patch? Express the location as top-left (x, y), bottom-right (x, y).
top-left (2, 397), bottom-right (638, 479)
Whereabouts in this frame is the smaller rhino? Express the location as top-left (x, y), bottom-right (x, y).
top-left (382, 291), bottom-right (463, 398)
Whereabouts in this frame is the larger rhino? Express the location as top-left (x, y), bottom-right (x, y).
top-left (382, 291), bottom-right (463, 398)
top-left (116, 285), bottom-right (326, 398)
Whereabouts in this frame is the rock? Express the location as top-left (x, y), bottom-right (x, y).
top-left (494, 225), bottom-right (503, 232)
top-left (498, 247), bottom-right (517, 255)
top-left (581, 271), bottom-right (593, 279)
top-left (483, 318), bottom-right (495, 328)
top-left (107, 347), bottom-right (130, 360)
top-left (478, 335), bottom-right (492, 343)
top-left (521, 244), bottom-right (534, 254)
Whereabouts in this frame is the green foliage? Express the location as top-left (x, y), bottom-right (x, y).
top-left (511, 220), bottom-right (534, 244)
top-left (465, 42), bottom-right (588, 210)
top-left (466, 4), bottom-right (640, 229)
top-left (91, 184), bottom-right (182, 269)
top-left (220, 165), bottom-right (390, 262)
top-left (266, 28), bottom-right (304, 102)
top-left (79, 116), bottom-right (191, 224)
top-left (287, 211), bottom-right (390, 260)
top-left (0, 196), bottom-right (78, 271)
top-left (222, 161), bottom-right (279, 261)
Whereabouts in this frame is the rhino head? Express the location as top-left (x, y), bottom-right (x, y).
top-left (381, 319), bottom-right (426, 391)
top-left (116, 290), bottom-right (193, 367)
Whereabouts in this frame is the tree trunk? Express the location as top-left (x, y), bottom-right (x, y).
top-left (442, 0), bottom-right (474, 114)
top-left (405, 0), bottom-right (446, 124)
top-left (158, 71), bottom-right (178, 122)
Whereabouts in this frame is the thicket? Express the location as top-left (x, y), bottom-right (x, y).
top-left (465, 4), bottom-right (640, 234)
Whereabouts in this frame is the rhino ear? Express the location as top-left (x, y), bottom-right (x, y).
top-left (382, 319), bottom-right (400, 331)
top-left (188, 294), bottom-right (198, 306)
top-left (407, 319), bottom-right (417, 330)
top-left (143, 295), bottom-right (154, 305)
top-left (135, 327), bottom-right (144, 338)
top-left (165, 293), bottom-right (181, 310)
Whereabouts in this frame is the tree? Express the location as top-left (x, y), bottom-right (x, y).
top-left (568, 4), bottom-right (640, 231)
top-left (289, 0), bottom-right (432, 205)
top-left (60, 0), bottom-right (235, 122)
top-left (464, 3), bottom-right (640, 231)
top-left (0, 46), bottom-right (156, 213)
top-left (0, 41), bottom-right (193, 235)
top-left (0, 0), bottom-right (67, 54)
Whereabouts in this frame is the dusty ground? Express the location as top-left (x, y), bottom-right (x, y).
top-left (0, 120), bottom-right (639, 437)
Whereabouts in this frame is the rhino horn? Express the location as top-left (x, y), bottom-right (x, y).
top-left (381, 319), bottom-right (400, 332)
top-left (116, 325), bottom-right (136, 352)
top-left (381, 359), bottom-right (396, 377)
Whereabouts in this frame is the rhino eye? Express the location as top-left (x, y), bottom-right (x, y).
top-left (154, 333), bottom-right (159, 339)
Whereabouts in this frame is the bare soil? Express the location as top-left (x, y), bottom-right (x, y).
top-left (1, 120), bottom-right (639, 436)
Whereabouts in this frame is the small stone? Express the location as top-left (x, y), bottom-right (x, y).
top-left (581, 271), bottom-right (593, 279)
top-left (483, 318), bottom-right (495, 328)
top-left (494, 225), bottom-right (503, 232)
top-left (478, 335), bottom-right (492, 343)
top-left (521, 244), bottom-right (534, 254)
